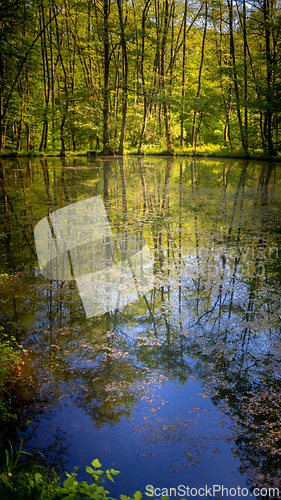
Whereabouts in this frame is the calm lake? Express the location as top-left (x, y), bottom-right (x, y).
top-left (1, 156), bottom-right (281, 498)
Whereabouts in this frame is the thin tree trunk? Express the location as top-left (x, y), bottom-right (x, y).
top-left (0, 27), bottom-right (4, 151)
top-left (67, 5), bottom-right (76, 151)
top-left (161, 0), bottom-right (172, 151)
top-left (242, 0), bottom-right (248, 150)
top-left (227, 0), bottom-right (247, 152)
top-left (216, 0), bottom-right (232, 145)
top-left (191, 0), bottom-right (207, 148)
top-left (263, 0), bottom-right (274, 155)
top-left (49, 7), bottom-right (56, 150)
top-left (138, 0), bottom-right (151, 153)
top-left (180, 0), bottom-right (187, 148)
top-left (117, 0), bottom-right (128, 155)
top-left (39, 1), bottom-right (51, 151)
top-left (17, 84), bottom-right (24, 150)
top-left (25, 65), bottom-right (32, 150)
top-left (113, 47), bottom-right (121, 140)
top-left (103, 0), bottom-right (110, 154)
top-left (54, 11), bottom-right (68, 155)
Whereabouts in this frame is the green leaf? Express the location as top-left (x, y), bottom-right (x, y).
top-left (96, 485), bottom-right (106, 493)
top-left (106, 471), bottom-right (113, 482)
top-left (34, 472), bottom-right (42, 483)
top-left (134, 491), bottom-right (142, 500)
top-left (63, 475), bottom-right (76, 488)
top-left (86, 466), bottom-right (95, 474)
top-left (92, 459), bottom-right (102, 468)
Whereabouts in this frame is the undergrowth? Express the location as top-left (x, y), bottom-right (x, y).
top-left (0, 446), bottom-right (165, 500)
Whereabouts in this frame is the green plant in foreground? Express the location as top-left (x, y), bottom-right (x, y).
top-left (0, 445), bottom-right (168, 500)
top-left (58, 458), bottom-right (120, 500)
top-left (0, 447), bottom-right (119, 500)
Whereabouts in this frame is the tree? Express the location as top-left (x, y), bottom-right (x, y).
top-left (116, 0), bottom-right (128, 155)
top-left (191, 0), bottom-right (207, 148)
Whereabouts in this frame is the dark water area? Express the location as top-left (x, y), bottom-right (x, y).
top-left (1, 156), bottom-right (281, 498)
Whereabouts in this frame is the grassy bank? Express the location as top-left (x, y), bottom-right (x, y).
top-left (0, 144), bottom-right (281, 161)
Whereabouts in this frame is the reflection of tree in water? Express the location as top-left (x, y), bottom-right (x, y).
top-left (1, 156), bottom-right (281, 486)
top-left (136, 160), bottom-right (281, 489)
top-left (106, 158), bottom-right (281, 487)
top-left (21, 320), bottom-right (147, 427)
top-left (2, 352), bottom-right (71, 471)
top-left (197, 258), bottom-right (281, 491)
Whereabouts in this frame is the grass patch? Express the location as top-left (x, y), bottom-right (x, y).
top-left (1, 144), bottom-right (280, 162)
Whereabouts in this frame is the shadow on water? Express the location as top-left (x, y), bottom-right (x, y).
top-left (0, 156), bottom-right (281, 494)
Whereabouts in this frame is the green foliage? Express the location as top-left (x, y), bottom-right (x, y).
top-left (0, 448), bottom-right (166, 500)
top-left (1, 0), bottom-right (281, 156)
top-left (0, 446), bottom-right (119, 500)
top-left (59, 460), bottom-right (120, 500)
top-left (0, 284), bottom-right (28, 421)
top-left (0, 327), bottom-right (22, 421)
top-left (0, 274), bottom-right (7, 285)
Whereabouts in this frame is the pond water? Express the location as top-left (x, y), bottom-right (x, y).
top-left (1, 156), bottom-right (281, 498)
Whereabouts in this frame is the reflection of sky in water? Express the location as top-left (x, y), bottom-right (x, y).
top-left (152, 244), bottom-right (278, 367)
top-left (2, 157), bottom-right (281, 494)
top-left (20, 374), bottom-right (249, 497)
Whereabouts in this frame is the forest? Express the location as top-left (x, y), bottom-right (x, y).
top-left (0, 0), bottom-right (281, 157)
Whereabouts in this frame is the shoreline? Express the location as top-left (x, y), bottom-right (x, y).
top-left (1, 150), bottom-right (281, 162)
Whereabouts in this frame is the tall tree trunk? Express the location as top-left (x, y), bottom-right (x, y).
top-left (54, 11), bottom-right (68, 155)
top-left (26, 66), bottom-right (32, 150)
top-left (17, 83), bottom-right (24, 150)
top-left (117, 0), bottom-right (128, 155)
top-left (112, 47), bottom-right (121, 140)
top-left (242, 0), bottom-right (248, 150)
top-left (216, 0), bottom-right (232, 145)
top-left (50, 7), bottom-right (56, 150)
top-left (68, 8), bottom-right (77, 151)
top-left (227, 0), bottom-right (247, 153)
top-left (161, 0), bottom-right (172, 152)
top-left (138, 0), bottom-right (151, 153)
top-left (236, 0), bottom-right (263, 150)
top-left (39, 1), bottom-right (51, 151)
top-left (103, 0), bottom-right (110, 154)
top-left (263, 0), bottom-right (274, 155)
top-left (191, 0), bottom-right (207, 148)
top-left (0, 28), bottom-right (4, 151)
top-left (180, 0), bottom-right (187, 148)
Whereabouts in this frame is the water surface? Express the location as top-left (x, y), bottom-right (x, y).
top-left (1, 156), bottom-right (281, 497)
